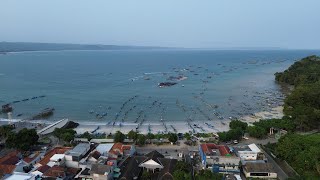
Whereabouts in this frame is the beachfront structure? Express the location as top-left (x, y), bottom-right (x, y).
top-left (232, 143), bottom-right (264, 161)
top-left (243, 162), bottom-right (277, 179)
top-left (199, 143), bottom-right (240, 173)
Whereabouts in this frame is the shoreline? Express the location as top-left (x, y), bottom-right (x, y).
top-left (0, 106), bottom-right (283, 135)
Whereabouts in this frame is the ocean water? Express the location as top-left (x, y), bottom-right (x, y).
top-left (1, 49), bottom-right (320, 125)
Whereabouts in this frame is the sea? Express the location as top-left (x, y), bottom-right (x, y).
top-left (1, 49), bottom-right (320, 125)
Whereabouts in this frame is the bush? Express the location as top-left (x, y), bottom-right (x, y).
top-left (114, 131), bottom-right (125, 143)
top-left (229, 120), bottom-right (248, 131)
top-left (6, 128), bottom-right (39, 151)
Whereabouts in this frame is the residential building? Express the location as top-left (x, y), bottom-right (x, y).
top-left (199, 143), bottom-right (240, 173)
top-left (118, 150), bottom-right (177, 180)
top-left (232, 143), bottom-right (264, 161)
top-left (108, 143), bottom-right (135, 158)
top-left (243, 162), bottom-right (277, 179)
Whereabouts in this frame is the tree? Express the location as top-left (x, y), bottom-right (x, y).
top-left (195, 169), bottom-right (223, 180)
top-left (218, 127), bottom-right (243, 142)
top-left (174, 161), bottom-right (191, 172)
top-left (229, 120), bottom-right (248, 131)
top-left (127, 130), bottom-right (138, 141)
top-left (146, 133), bottom-right (155, 140)
top-left (168, 133), bottom-right (178, 143)
top-left (79, 131), bottom-right (92, 140)
top-left (141, 170), bottom-right (151, 180)
top-left (114, 131), bottom-right (125, 143)
top-left (247, 126), bottom-right (267, 139)
top-left (0, 125), bottom-right (14, 138)
top-left (6, 128), bottom-right (39, 151)
top-left (184, 132), bottom-right (191, 140)
top-left (173, 170), bottom-right (186, 180)
top-left (53, 128), bottom-right (76, 143)
top-left (137, 134), bottom-right (146, 146)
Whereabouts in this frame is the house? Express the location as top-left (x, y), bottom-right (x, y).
top-left (199, 143), bottom-right (240, 173)
top-left (37, 147), bottom-right (71, 166)
top-left (64, 143), bottom-right (91, 168)
top-left (108, 143), bottom-right (135, 158)
top-left (232, 143), bottom-right (264, 161)
top-left (118, 150), bottom-right (177, 180)
top-left (243, 162), bottom-right (277, 179)
top-left (91, 164), bottom-right (114, 180)
top-left (42, 165), bottom-right (80, 179)
top-left (95, 143), bottom-right (114, 157)
top-left (5, 172), bottom-right (34, 180)
top-left (0, 151), bottom-right (21, 178)
top-left (65, 143), bottom-right (90, 161)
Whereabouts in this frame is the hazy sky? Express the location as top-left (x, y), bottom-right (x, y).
top-left (1, 0), bottom-right (320, 49)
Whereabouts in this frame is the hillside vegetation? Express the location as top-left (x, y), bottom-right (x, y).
top-left (275, 55), bottom-right (320, 131)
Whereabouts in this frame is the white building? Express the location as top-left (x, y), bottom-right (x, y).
top-left (233, 143), bottom-right (262, 161)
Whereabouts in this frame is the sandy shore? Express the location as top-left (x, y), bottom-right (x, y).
top-left (0, 106), bottom-right (283, 135)
top-left (240, 106), bottom-right (284, 125)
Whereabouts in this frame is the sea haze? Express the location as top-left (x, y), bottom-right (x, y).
top-left (1, 50), bottom-right (320, 125)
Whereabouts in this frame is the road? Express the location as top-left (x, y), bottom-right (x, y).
top-left (260, 148), bottom-right (288, 180)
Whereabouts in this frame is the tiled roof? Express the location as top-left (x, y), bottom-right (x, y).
top-left (36, 165), bottom-right (51, 173)
top-left (42, 165), bottom-right (66, 178)
top-left (23, 152), bottom-right (40, 163)
top-left (200, 143), bottom-right (230, 156)
top-left (109, 143), bottom-right (132, 156)
top-left (0, 151), bottom-right (20, 165)
top-left (39, 147), bottom-right (71, 166)
top-left (0, 165), bottom-right (16, 177)
top-left (91, 151), bottom-right (101, 160)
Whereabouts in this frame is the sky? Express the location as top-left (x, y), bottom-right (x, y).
top-left (1, 0), bottom-right (320, 49)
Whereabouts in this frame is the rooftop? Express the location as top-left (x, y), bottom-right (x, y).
top-left (38, 147), bottom-right (71, 166)
top-left (109, 143), bottom-right (132, 156)
top-left (91, 164), bottom-right (111, 175)
top-left (200, 143), bottom-right (230, 156)
top-left (5, 173), bottom-right (33, 180)
top-left (233, 143), bottom-right (261, 153)
top-left (244, 162), bottom-right (275, 173)
top-left (67, 143), bottom-right (90, 156)
top-left (95, 143), bottom-right (114, 155)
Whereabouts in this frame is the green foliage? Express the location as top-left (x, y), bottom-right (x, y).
top-left (174, 161), bottom-right (191, 172)
top-left (168, 133), bottom-right (178, 143)
top-left (173, 161), bottom-right (192, 180)
top-left (127, 130), bottom-right (138, 141)
top-left (184, 132), bottom-right (191, 140)
top-left (247, 126), bottom-right (267, 139)
top-left (78, 131), bottom-right (92, 140)
top-left (275, 133), bottom-right (320, 177)
top-left (114, 131), bottom-right (125, 143)
top-left (275, 55), bottom-right (320, 131)
top-left (0, 125), bottom-right (14, 138)
top-left (229, 119), bottom-right (248, 131)
top-left (137, 134), bottom-right (146, 146)
top-left (195, 133), bottom-right (212, 138)
top-left (146, 133), bottom-right (155, 140)
top-left (141, 170), bottom-right (151, 180)
top-left (284, 81), bottom-right (320, 131)
top-left (218, 127), bottom-right (243, 142)
top-left (53, 128), bottom-right (76, 142)
top-left (253, 118), bottom-right (296, 132)
top-left (195, 169), bottom-right (223, 180)
top-left (6, 128), bottom-right (39, 151)
top-left (275, 55), bottom-right (320, 86)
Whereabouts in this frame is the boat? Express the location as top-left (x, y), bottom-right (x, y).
top-left (17, 113), bottom-right (23, 117)
top-left (21, 98), bottom-right (29, 102)
top-left (31, 97), bottom-right (38, 100)
top-left (158, 82), bottom-right (177, 88)
top-left (2, 104), bottom-right (13, 113)
top-left (12, 100), bottom-right (20, 104)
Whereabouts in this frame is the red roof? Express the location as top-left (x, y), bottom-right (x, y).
top-left (36, 165), bottom-right (51, 173)
top-left (42, 165), bottom-right (66, 178)
top-left (23, 152), bottom-right (40, 163)
top-left (39, 147), bottom-right (71, 166)
top-left (0, 151), bottom-right (20, 165)
top-left (0, 165), bottom-right (16, 176)
top-left (200, 143), bottom-right (230, 156)
top-left (109, 143), bottom-right (132, 156)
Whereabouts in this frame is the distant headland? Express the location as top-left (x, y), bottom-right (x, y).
top-left (0, 42), bottom-right (171, 53)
